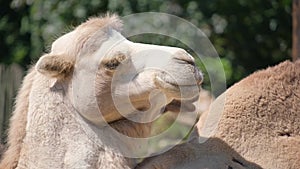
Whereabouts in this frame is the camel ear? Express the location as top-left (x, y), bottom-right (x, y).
top-left (36, 53), bottom-right (74, 78)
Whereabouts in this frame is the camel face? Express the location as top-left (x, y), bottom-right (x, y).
top-left (36, 16), bottom-right (203, 124)
top-left (93, 30), bottom-right (202, 123)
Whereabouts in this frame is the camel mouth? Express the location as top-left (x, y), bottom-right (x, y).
top-left (131, 94), bottom-right (198, 115)
top-left (154, 75), bottom-right (201, 100)
top-left (164, 80), bottom-right (201, 88)
top-left (164, 95), bottom-right (199, 113)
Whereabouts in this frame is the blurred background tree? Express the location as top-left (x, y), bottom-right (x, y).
top-left (0, 0), bottom-right (292, 86)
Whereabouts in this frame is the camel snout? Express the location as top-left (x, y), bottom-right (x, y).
top-left (172, 50), bottom-right (203, 85)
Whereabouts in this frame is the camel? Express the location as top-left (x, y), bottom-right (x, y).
top-left (0, 14), bottom-right (202, 169)
top-left (136, 60), bottom-right (300, 169)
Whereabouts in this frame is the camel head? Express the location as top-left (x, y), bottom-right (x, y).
top-left (35, 15), bottom-right (203, 125)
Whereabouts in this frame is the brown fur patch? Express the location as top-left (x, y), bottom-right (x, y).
top-left (36, 53), bottom-right (74, 78)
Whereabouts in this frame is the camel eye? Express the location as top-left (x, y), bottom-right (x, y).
top-left (103, 53), bottom-right (127, 70)
top-left (104, 59), bottom-right (121, 70)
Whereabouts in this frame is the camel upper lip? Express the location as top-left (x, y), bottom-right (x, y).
top-left (164, 79), bottom-right (201, 87)
top-left (155, 75), bottom-right (201, 88)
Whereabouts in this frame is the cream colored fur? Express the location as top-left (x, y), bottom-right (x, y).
top-left (0, 14), bottom-right (202, 169)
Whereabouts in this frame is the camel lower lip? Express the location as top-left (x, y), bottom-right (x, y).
top-left (164, 98), bottom-right (197, 113)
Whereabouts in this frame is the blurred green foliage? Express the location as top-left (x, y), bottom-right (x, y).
top-left (0, 0), bottom-right (292, 87)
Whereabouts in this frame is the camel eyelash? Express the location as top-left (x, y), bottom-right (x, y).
top-left (102, 53), bottom-right (127, 70)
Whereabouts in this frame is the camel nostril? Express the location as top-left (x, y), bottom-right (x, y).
top-left (194, 67), bottom-right (203, 85)
top-left (174, 57), bottom-right (195, 66)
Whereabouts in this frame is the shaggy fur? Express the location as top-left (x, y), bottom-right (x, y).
top-left (0, 60), bottom-right (149, 169)
top-left (0, 67), bottom-right (36, 169)
top-left (0, 15), bottom-right (143, 169)
top-left (137, 60), bottom-right (300, 169)
top-left (214, 60), bottom-right (300, 169)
